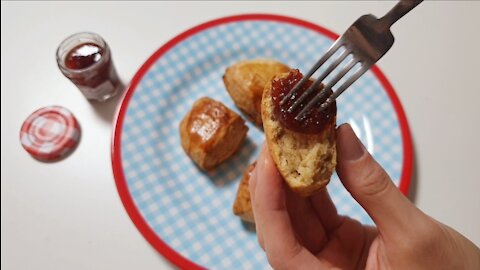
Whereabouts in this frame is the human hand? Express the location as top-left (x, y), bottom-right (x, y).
top-left (249, 124), bottom-right (480, 270)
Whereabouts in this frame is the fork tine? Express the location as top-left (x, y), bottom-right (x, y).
top-left (323, 64), bottom-right (370, 106)
top-left (286, 0), bottom-right (422, 122)
top-left (316, 64), bottom-right (371, 114)
top-left (287, 49), bottom-right (351, 112)
top-left (280, 39), bottom-right (343, 105)
top-left (294, 58), bottom-right (359, 120)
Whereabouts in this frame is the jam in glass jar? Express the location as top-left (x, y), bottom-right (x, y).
top-left (56, 32), bottom-right (123, 102)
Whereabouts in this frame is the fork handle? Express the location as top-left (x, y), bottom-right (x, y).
top-left (379, 0), bottom-right (423, 29)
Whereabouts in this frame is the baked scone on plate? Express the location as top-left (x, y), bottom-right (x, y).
top-left (179, 97), bottom-right (248, 171)
top-left (233, 162), bottom-right (256, 223)
top-left (223, 59), bottom-right (290, 126)
top-left (262, 69), bottom-right (337, 197)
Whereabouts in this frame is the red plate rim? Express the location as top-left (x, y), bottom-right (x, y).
top-left (111, 13), bottom-right (414, 270)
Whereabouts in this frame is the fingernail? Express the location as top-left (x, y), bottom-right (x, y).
top-left (337, 124), bottom-right (365, 161)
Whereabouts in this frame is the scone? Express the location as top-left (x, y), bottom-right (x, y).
top-left (261, 69), bottom-right (337, 197)
top-left (233, 162), bottom-right (256, 223)
top-left (179, 97), bottom-right (248, 171)
top-left (223, 59), bottom-right (290, 126)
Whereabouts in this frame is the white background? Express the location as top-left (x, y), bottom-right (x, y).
top-left (2, 1), bottom-right (479, 269)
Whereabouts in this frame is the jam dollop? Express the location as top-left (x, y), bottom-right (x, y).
top-left (65, 43), bottom-right (103, 70)
top-left (271, 69), bottom-right (336, 133)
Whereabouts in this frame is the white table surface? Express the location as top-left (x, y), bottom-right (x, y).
top-left (2, 1), bottom-right (480, 269)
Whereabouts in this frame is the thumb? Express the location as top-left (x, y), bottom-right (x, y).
top-left (336, 124), bottom-right (420, 235)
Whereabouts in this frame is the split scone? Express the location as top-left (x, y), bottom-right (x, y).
top-left (261, 69), bottom-right (337, 197)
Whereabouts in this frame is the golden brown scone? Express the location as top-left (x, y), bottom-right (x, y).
top-left (262, 73), bottom-right (337, 197)
top-left (179, 97), bottom-right (248, 171)
top-left (233, 162), bottom-right (256, 223)
top-left (223, 59), bottom-right (290, 126)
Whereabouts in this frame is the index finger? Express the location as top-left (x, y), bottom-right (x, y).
top-left (252, 145), bottom-right (324, 269)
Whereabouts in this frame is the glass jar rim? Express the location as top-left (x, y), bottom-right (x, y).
top-left (56, 32), bottom-right (110, 74)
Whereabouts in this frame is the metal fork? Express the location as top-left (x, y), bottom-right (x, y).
top-left (282, 0), bottom-right (423, 120)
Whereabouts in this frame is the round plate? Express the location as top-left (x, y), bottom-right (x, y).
top-left (112, 14), bottom-right (413, 270)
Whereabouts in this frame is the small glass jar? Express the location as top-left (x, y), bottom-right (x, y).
top-left (56, 32), bottom-right (123, 102)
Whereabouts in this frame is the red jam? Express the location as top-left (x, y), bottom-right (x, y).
top-left (65, 43), bottom-right (103, 70)
top-left (57, 32), bottom-right (122, 102)
top-left (61, 43), bottom-right (121, 101)
top-left (271, 69), bottom-right (336, 133)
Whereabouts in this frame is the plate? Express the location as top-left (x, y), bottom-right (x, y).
top-left (112, 14), bottom-right (413, 270)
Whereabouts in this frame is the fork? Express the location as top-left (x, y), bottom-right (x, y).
top-left (282, 0), bottom-right (423, 121)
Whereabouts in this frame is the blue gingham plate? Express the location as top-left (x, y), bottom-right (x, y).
top-left (112, 14), bottom-right (413, 270)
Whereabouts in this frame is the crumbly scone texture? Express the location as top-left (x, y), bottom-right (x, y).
top-left (261, 73), bottom-right (337, 197)
top-left (233, 162), bottom-right (256, 223)
top-left (179, 97), bottom-right (248, 171)
top-left (223, 59), bottom-right (290, 126)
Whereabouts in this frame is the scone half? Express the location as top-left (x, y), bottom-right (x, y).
top-left (262, 72), bottom-right (337, 197)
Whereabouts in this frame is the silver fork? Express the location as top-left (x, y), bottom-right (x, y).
top-left (282, 0), bottom-right (423, 120)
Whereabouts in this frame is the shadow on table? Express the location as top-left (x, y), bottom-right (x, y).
top-left (407, 138), bottom-right (419, 204)
top-left (90, 85), bottom-right (126, 123)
